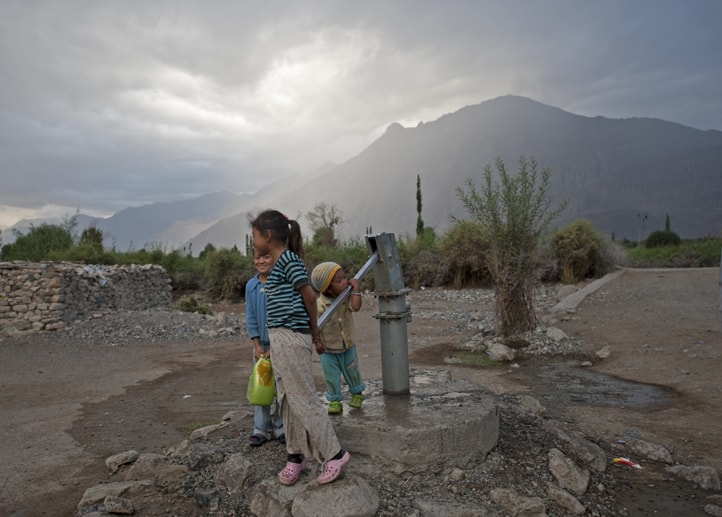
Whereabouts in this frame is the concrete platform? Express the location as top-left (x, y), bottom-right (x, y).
top-left (328, 369), bottom-right (499, 471)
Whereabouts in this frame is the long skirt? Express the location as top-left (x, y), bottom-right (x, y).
top-left (268, 327), bottom-right (341, 462)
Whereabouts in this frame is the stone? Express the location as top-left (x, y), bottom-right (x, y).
top-left (250, 477), bottom-right (306, 517)
top-left (543, 419), bottom-right (607, 472)
top-left (449, 467), bottom-right (466, 481)
top-left (414, 499), bottom-right (497, 516)
top-left (487, 342), bottom-right (515, 361)
top-left (180, 443), bottom-right (227, 470)
top-left (548, 448), bottom-right (590, 495)
top-left (490, 487), bottom-right (547, 517)
top-left (291, 475), bottom-right (379, 517)
top-left (105, 450), bottom-right (139, 473)
top-left (627, 438), bottom-right (673, 464)
top-left (77, 480), bottom-right (152, 509)
top-left (516, 395), bottom-right (546, 417)
top-left (546, 327), bottom-right (569, 343)
top-left (665, 465), bottom-right (721, 491)
top-left (189, 421), bottom-right (231, 441)
top-left (215, 453), bottom-right (253, 492)
top-left (704, 504), bottom-right (722, 517)
top-left (595, 345), bottom-right (612, 359)
top-left (547, 485), bottom-right (586, 515)
top-left (123, 453), bottom-right (187, 483)
top-left (103, 495), bottom-right (135, 514)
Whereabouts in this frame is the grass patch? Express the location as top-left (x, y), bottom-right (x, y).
top-left (182, 421), bottom-right (218, 434)
top-left (455, 351), bottom-right (505, 367)
top-left (625, 238), bottom-right (722, 268)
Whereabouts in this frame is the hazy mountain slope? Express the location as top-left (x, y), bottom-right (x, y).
top-left (94, 191), bottom-right (251, 251)
top-left (247, 95), bottom-right (722, 242)
top-left (5, 96), bottom-right (721, 253)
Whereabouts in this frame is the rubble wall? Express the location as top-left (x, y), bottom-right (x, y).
top-left (0, 262), bottom-right (172, 334)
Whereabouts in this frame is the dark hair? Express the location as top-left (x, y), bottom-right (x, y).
top-left (251, 209), bottom-right (304, 257)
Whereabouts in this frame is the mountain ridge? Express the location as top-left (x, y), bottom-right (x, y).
top-left (3, 96), bottom-right (721, 252)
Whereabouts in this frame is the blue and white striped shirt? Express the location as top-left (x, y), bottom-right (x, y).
top-left (265, 249), bottom-right (311, 331)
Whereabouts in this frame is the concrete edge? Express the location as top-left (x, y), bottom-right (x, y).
top-left (549, 268), bottom-right (626, 313)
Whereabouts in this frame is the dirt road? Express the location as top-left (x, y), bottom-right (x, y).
top-left (0, 267), bottom-right (720, 516)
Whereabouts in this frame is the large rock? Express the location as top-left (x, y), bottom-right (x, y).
top-left (543, 419), bottom-right (606, 472)
top-left (548, 448), bottom-right (590, 496)
top-left (291, 475), bottom-right (379, 517)
top-left (665, 465), bottom-right (721, 491)
top-left (490, 488), bottom-right (547, 517)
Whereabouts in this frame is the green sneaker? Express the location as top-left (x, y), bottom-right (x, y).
top-left (328, 401), bottom-right (343, 414)
top-left (349, 393), bottom-right (364, 409)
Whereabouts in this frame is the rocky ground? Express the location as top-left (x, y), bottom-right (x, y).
top-left (1, 268), bottom-right (721, 516)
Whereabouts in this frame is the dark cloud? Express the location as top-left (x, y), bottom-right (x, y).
top-left (1, 0), bottom-right (721, 227)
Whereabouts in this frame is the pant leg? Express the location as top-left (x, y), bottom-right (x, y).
top-left (271, 398), bottom-right (284, 438)
top-left (269, 327), bottom-right (341, 463)
top-left (252, 405), bottom-right (272, 439)
top-left (250, 343), bottom-right (274, 438)
top-left (319, 352), bottom-right (344, 402)
top-left (340, 345), bottom-right (366, 395)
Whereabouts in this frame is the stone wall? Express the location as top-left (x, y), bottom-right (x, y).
top-left (0, 262), bottom-right (172, 334)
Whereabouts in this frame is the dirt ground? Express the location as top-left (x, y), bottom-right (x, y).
top-left (0, 267), bottom-right (720, 516)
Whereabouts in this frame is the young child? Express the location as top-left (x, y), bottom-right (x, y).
top-left (250, 209), bottom-right (350, 486)
top-left (245, 248), bottom-right (284, 446)
top-left (311, 262), bottom-right (366, 414)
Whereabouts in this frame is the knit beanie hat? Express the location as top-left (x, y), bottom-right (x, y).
top-left (311, 262), bottom-right (341, 293)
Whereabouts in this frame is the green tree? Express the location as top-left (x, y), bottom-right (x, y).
top-left (1, 223), bottom-right (73, 262)
top-left (416, 174), bottom-right (424, 237)
top-left (79, 226), bottom-right (104, 248)
top-left (665, 213), bottom-right (671, 232)
top-left (307, 202), bottom-right (343, 248)
top-left (456, 156), bottom-right (567, 336)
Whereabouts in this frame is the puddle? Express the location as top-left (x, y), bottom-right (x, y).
top-left (509, 361), bottom-right (679, 410)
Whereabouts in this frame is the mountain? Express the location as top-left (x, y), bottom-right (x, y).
top-left (4, 96), bottom-right (721, 252)
top-left (188, 95), bottom-right (722, 250)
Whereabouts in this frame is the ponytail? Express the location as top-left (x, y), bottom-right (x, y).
top-left (251, 209), bottom-right (305, 257)
top-left (287, 219), bottom-right (304, 258)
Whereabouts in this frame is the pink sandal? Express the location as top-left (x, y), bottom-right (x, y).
top-left (278, 457), bottom-right (307, 486)
top-left (317, 451), bottom-right (351, 484)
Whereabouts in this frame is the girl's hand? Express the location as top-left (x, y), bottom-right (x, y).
top-left (312, 337), bottom-right (326, 354)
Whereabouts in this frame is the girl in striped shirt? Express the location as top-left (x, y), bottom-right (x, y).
top-left (251, 209), bottom-right (350, 486)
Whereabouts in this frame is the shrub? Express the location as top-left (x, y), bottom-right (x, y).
top-left (645, 230), bottom-right (681, 248)
top-left (175, 296), bottom-right (213, 315)
top-left (1, 224), bottom-right (73, 262)
top-left (441, 220), bottom-right (492, 288)
top-left (456, 156), bottom-right (567, 335)
top-left (549, 219), bottom-right (613, 284)
top-left (404, 249), bottom-right (450, 288)
top-left (204, 248), bottom-right (252, 302)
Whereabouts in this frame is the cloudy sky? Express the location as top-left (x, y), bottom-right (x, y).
top-left (1, 0), bottom-right (721, 230)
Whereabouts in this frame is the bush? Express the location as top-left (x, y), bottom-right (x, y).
top-left (441, 220), bottom-right (492, 288)
top-left (645, 230), bottom-right (681, 248)
top-left (204, 248), bottom-right (252, 302)
top-left (1, 223), bottom-right (73, 261)
top-left (175, 296), bottom-right (213, 315)
top-left (549, 219), bottom-right (613, 284)
top-left (404, 249), bottom-right (450, 288)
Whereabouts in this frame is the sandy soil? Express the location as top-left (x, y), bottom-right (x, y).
top-left (0, 267), bottom-right (720, 516)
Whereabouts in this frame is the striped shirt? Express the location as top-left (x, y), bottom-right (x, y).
top-left (265, 249), bottom-right (311, 331)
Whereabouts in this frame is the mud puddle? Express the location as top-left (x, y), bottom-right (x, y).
top-left (508, 359), bottom-right (680, 410)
